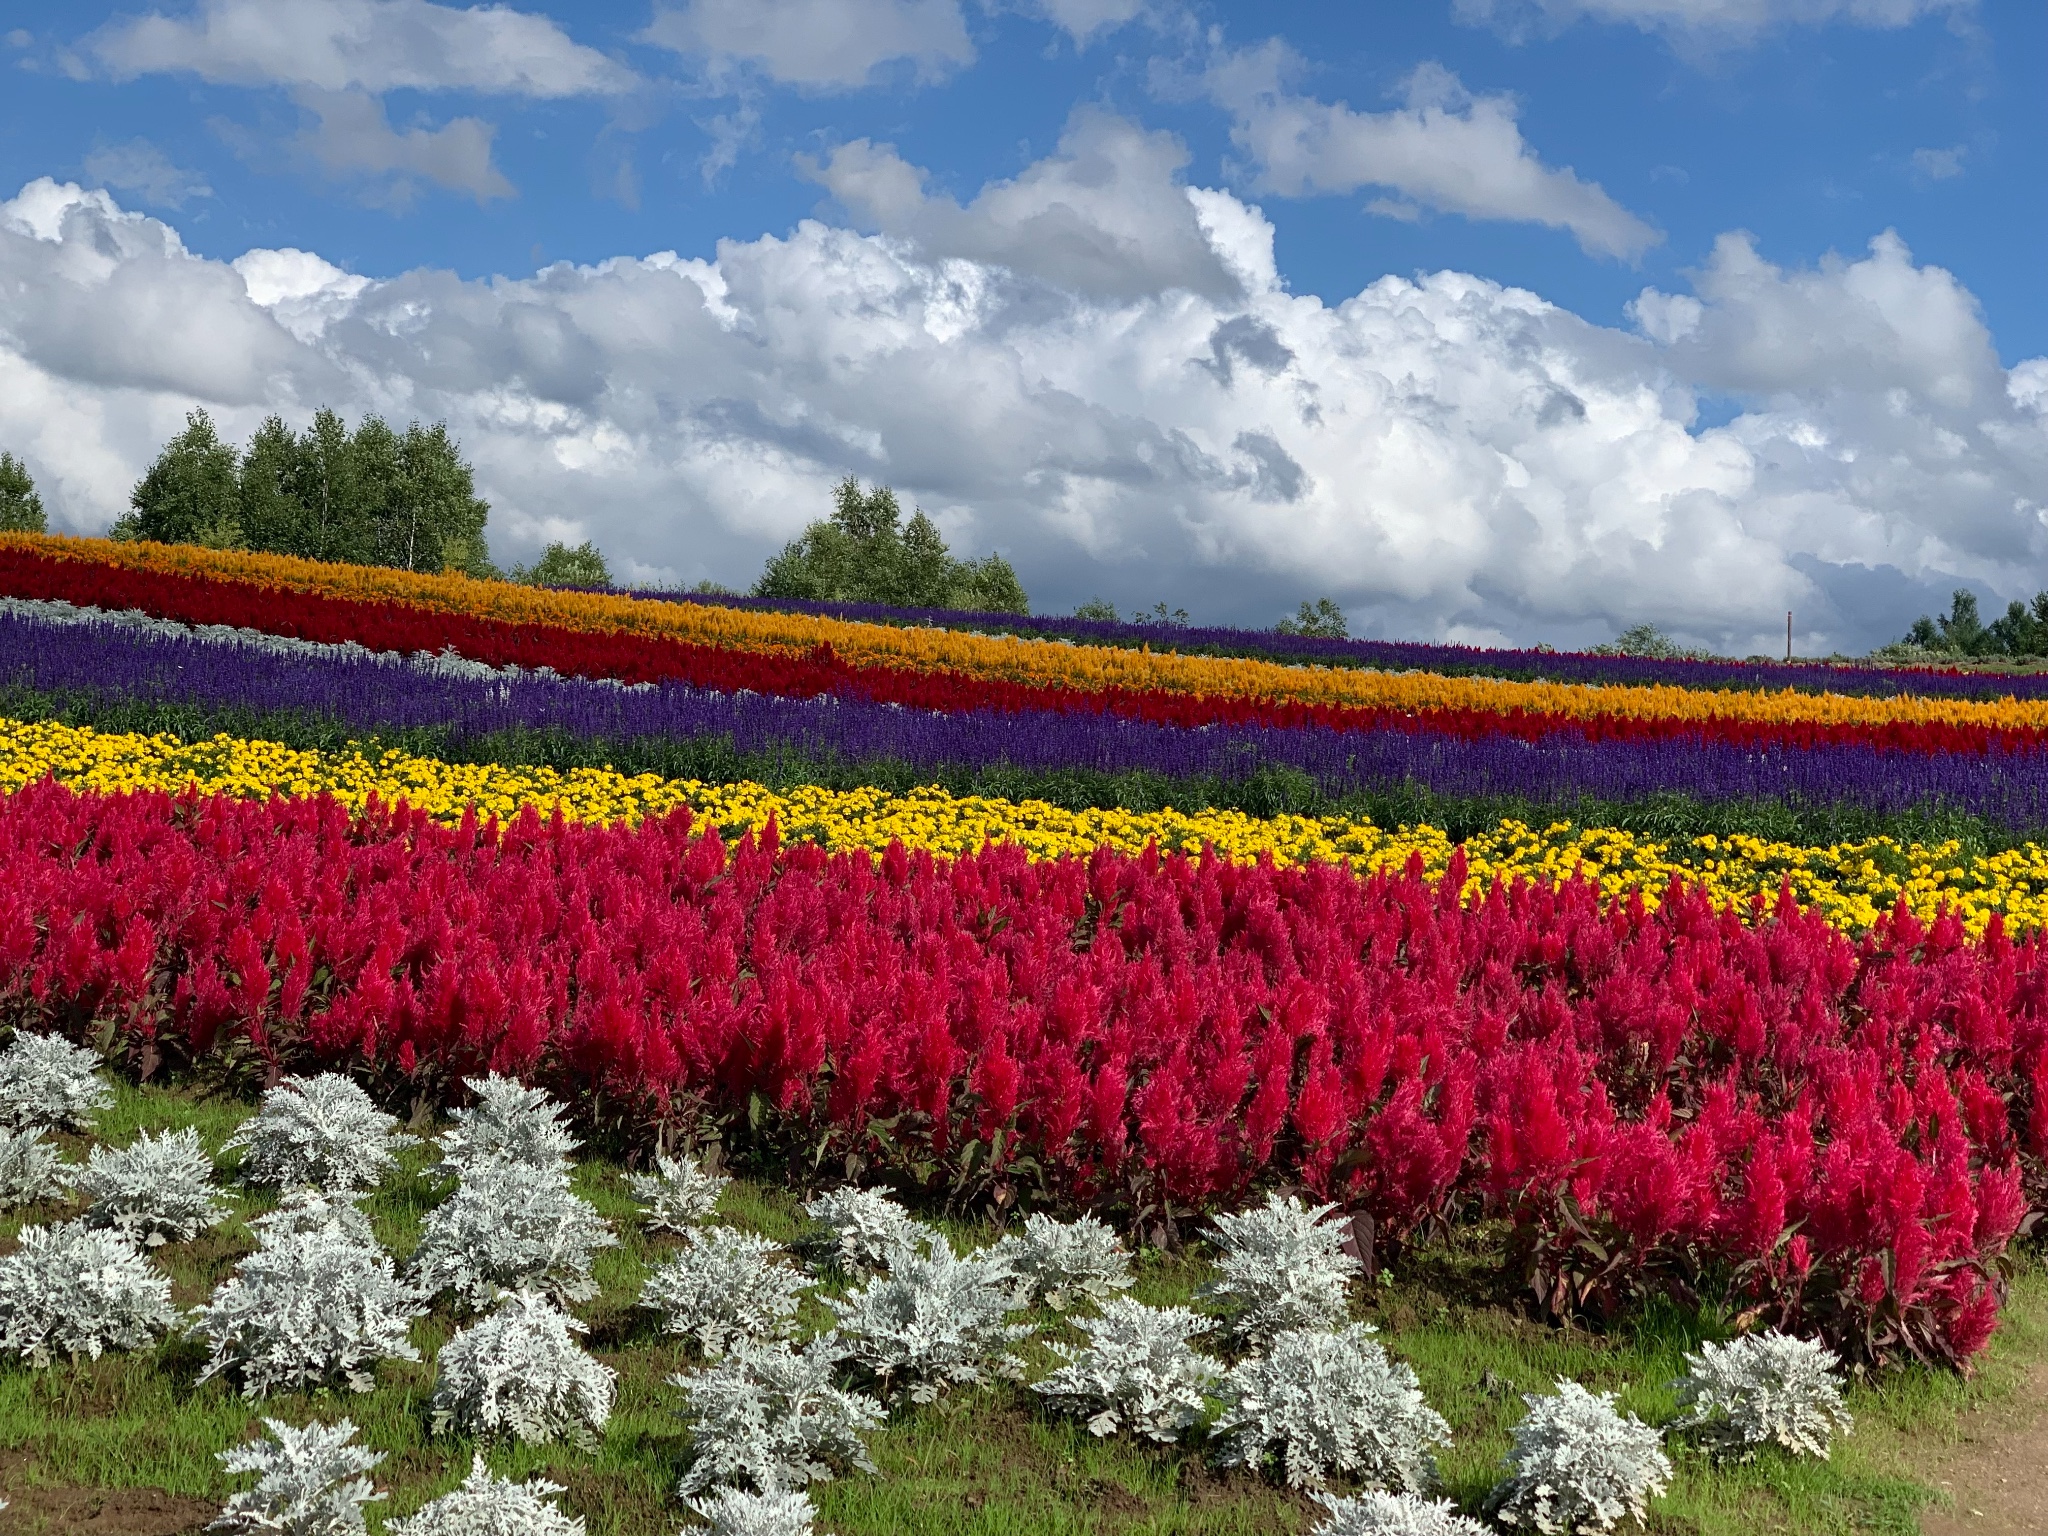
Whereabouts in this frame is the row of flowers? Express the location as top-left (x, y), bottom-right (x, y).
top-left (5, 539), bottom-right (2045, 757)
top-left (12, 599), bottom-right (2048, 834)
top-left (1, 777), bottom-right (2037, 1369)
top-left (6, 714), bottom-right (2048, 933)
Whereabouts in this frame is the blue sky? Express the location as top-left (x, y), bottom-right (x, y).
top-left (0, 0), bottom-right (2043, 651)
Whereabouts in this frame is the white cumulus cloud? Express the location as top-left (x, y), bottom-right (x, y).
top-left (87, 0), bottom-right (636, 96)
top-left (1204, 46), bottom-right (1660, 260)
top-left (644, 0), bottom-right (973, 89)
top-left (0, 167), bottom-right (2041, 655)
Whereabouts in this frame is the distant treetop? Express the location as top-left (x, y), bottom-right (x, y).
top-left (753, 477), bottom-right (1028, 615)
top-left (0, 451), bottom-right (45, 534)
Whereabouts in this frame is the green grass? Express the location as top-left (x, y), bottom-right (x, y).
top-left (0, 1079), bottom-right (2041, 1535)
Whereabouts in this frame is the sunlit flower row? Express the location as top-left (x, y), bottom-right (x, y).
top-left (5, 714), bottom-right (2044, 936)
top-left (18, 532), bottom-right (2048, 736)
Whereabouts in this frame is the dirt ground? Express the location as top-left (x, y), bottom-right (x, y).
top-left (0, 1484), bottom-right (212, 1536)
top-left (1916, 1362), bottom-right (2048, 1536)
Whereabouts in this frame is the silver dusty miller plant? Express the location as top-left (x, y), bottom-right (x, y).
top-left (641, 1227), bottom-right (808, 1358)
top-left (0, 1219), bottom-right (179, 1366)
top-left (683, 1487), bottom-right (819, 1536)
top-left (407, 1158), bottom-right (618, 1308)
top-left (1213, 1323), bottom-right (1451, 1493)
top-left (1311, 1492), bottom-right (1491, 1536)
top-left (1199, 1193), bottom-right (1362, 1343)
top-left (990, 1212), bottom-right (1134, 1313)
top-left (1670, 1332), bottom-right (1854, 1461)
top-left (801, 1185), bottom-right (934, 1274)
top-left (77, 1126), bottom-right (230, 1247)
top-left (1485, 1379), bottom-right (1673, 1535)
top-left (1031, 1297), bottom-right (1221, 1442)
top-left (629, 1150), bottom-right (730, 1232)
top-left (212, 1417), bottom-right (386, 1536)
top-left (195, 1222), bottom-right (423, 1398)
top-left (248, 1188), bottom-right (379, 1249)
top-left (227, 1074), bottom-right (418, 1192)
top-left (827, 1238), bottom-right (1035, 1403)
top-left (0, 1124), bottom-right (71, 1209)
top-left (0, 1031), bottom-right (111, 1130)
top-left (386, 1455), bottom-right (585, 1536)
top-left (432, 1073), bottom-right (578, 1179)
top-left (431, 1290), bottom-right (617, 1448)
top-left (672, 1339), bottom-right (886, 1497)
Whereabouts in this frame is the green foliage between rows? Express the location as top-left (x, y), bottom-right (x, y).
top-left (0, 1079), bottom-right (2035, 1536)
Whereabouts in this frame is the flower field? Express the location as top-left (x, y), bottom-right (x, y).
top-left (12, 536), bottom-right (2048, 1531)
top-left (3, 529), bottom-right (2048, 1397)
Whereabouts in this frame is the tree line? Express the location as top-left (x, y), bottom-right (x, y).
top-left (1899, 589), bottom-right (2048, 659)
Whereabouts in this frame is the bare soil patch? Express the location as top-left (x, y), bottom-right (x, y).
top-left (1918, 1362), bottom-right (2048, 1536)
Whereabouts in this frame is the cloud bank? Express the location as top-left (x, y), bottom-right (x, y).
top-left (0, 140), bottom-right (2041, 654)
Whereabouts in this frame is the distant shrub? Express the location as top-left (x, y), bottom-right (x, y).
top-left (0, 1032), bottom-right (110, 1130)
top-left (195, 1224), bottom-right (423, 1397)
top-left (629, 1150), bottom-right (730, 1231)
top-left (407, 1159), bottom-right (617, 1308)
top-left (1670, 1332), bottom-right (1853, 1461)
top-left (1311, 1491), bottom-right (1490, 1536)
top-left (0, 1220), bottom-right (179, 1366)
top-left (1213, 1324), bottom-right (1450, 1493)
top-left (226, 1074), bottom-right (417, 1191)
top-left (76, 1126), bottom-right (228, 1247)
top-left (672, 1340), bottom-right (885, 1497)
top-left (1199, 1193), bottom-right (1361, 1343)
top-left (640, 1227), bottom-right (808, 1358)
top-left (828, 1239), bottom-right (1034, 1403)
top-left (213, 1417), bottom-right (386, 1536)
top-left (0, 1125), bottom-right (71, 1209)
top-left (1031, 1297), bottom-right (1220, 1442)
top-left (387, 1455), bottom-right (585, 1536)
top-left (683, 1486), bottom-right (819, 1536)
top-left (801, 1186), bottom-right (933, 1275)
top-left (991, 1212), bottom-right (1134, 1312)
top-left (433, 1073), bottom-right (577, 1180)
top-left (431, 1291), bottom-right (616, 1448)
top-left (1485, 1379), bottom-right (1672, 1534)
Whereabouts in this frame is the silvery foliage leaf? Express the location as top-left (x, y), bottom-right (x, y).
top-left (433, 1074), bottom-right (577, 1180)
top-left (227, 1074), bottom-right (418, 1192)
top-left (683, 1486), bottom-right (818, 1536)
top-left (0, 1031), bottom-right (111, 1130)
top-left (0, 1124), bottom-right (72, 1209)
top-left (1213, 1324), bottom-right (1451, 1493)
top-left (640, 1227), bottom-right (808, 1358)
top-left (1312, 1491), bottom-right (1491, 1536)
top-left (431, 1290), bottom-right (617, 1448)
top-left (211, 1417), bottom-right (386, 1536)
top-left (0, 1219), bottom-right (179, 1366)
top-left (76, 1126), bottom-right (229, 1247)
top-left (827, 1238), bottom-right (1035, 1403)
top-left (1031, 1297), bottom-right (1221, 1442)
top-left (1199, 1193), bottom-right (1361, 1343)
top-left (406, 1158), bottom-right (618, 1308)
top-left (990, 1212), bottom-right (1134, 1313)
top-left (385, 1454), bottom-right (585, 1536)
top-left (248, 1188), bottom-right (379, 1249)
top-left (1670, 1332), bottom-right (1853, 1461)
top-left (801, 1186), bottom-right (934, 1275)
top-left (1485, 1379), bottom-right (1673, 1535)
top-left (196, 1220), bottom-right (423, 1398)
top-left (671, 1340), bottom-right (885, 1497)
top-left (629, 1150), bottom-right (730, 1232)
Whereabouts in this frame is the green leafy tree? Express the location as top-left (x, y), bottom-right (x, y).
top-left (125, 410), bottom-right (244, 548)
top-left (754, 477), bottom-right (1027, 613)
top-left (1275, 598), bottom-right (1347, 639)
top-left (1988, 595), bottom-right (2048, 658)
top-left (1904, 590), bottom-right (1994, 656)
top-left (0, 451), bottom-right (45, 533)
top-left (1072, 598), bottom-right (1120, 623)
top-left (513, 540), bottom-right (612, 588)
top-left (1134, 600), bottom-right (1189, 628)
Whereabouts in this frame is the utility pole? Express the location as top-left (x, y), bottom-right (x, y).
top-left (1786, 611), bottom-right (1793, 664)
